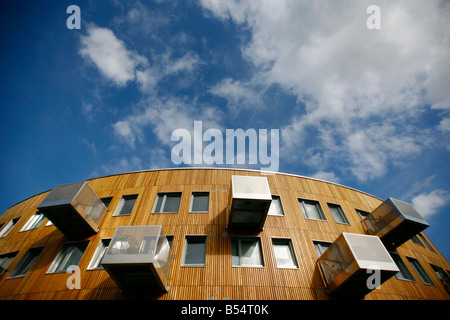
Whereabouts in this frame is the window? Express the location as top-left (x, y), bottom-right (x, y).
top-left (87, 238), bottom-right (111, 270)
top-left (418, 234), bottom-right (436, 253)
top-left (272, 238), bottom-right (298, 268)
top-left (0, 217), bottom-right (21, 238)
top-left (411, 234), bottom-right (424, 247)
top-left (0, 251), bottom-right (19, 274)
top-left (391, 253), bottom-right (415, 281)
top-left (356, 209), bottom-right (370, 220)
top-left (182, 236), bottom-right (207, 267)
top-left (231, 236), bottom-right (264, 267)
top-left (152, 192), bottom-right (182, 213)
top-left (113, 194), bottom-right (138, 216)
top-left (268, 196), bottom-right (284, 216)
top-left (47, 241), bottom-right (89, 274)
top-left (299, 199), bottom-right (326, 220)
top-left (101, 196), bottom-right (113, 209)
top-left (189, 192), bottom-right (209, 213)
top-left (313, 241), bottom-right (331, 257)
top-left (8, 247), bottom-right (44, 278)
top-left (328, 203), bottom-right (350, 224)
top-left (166, 235), bottom-right (174, 249)
top-left (20, 212), bottom-right (45, 232)
top-left (407, 257), bottom-right (434, 285)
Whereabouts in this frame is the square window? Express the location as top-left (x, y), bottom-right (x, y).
top-left (8, 247), bottom-right (44, 278)
top-left (391, 253), bottom-right (415, 281)
top-left (328, 203), bottom-right (350, 224)
top-left (299, 199), bottom-right (326, 220)
top-left (113, 194), bottom-right (138, 216)
top-left (182, 236), bottom-right (207, 267)
top-left (47, 241), bottom-right (89, 274)
top-left (189, 192), bottom-right (209, 213)
top-left (20, 212), bottom-right (46, 232)
top-left (407, 257), bottom-right (434, 285)
top-left (87, 238), bottom-right (111, 270)
top-left (0, 217), bottom-right (21, 238)
top-left (268, 196), bottom-right (284, 216)
top-left (231, 236), bottom-right (264, 267)
top-left (272, 238), bottom-right (298, 268)
top-left (313, 240), bottom-right (331, 257)
top-left (152, 192), bottom-right (182, 213)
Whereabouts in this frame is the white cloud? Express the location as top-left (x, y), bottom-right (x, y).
top-left (80, 25), bottom-right (148, 87)
top-left (411, 189), bottom-right (449, 219)
top-left (201, 0), bottom-right (450, 181)
top-left (310, 171), bottom-right (340, 184)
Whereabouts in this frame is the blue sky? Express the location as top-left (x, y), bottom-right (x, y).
top-left (0, 1), bottom-right (449, 260)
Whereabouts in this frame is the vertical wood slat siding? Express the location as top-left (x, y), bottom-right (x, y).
top-left (0, 169), bottom-right (449, 300)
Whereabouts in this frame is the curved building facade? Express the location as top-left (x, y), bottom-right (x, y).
top-left (0, 168), bottom-right (449, 300)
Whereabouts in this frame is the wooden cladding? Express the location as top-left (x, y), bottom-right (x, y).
top-left (0, 169), bottom-right (449, 300)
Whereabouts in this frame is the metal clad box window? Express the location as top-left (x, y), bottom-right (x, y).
top-left (182, 235), bottom-right (207, 266)
top-left (299, 199), bottom-right (327, 221)
top-left (190, 192), bottom-right (209, 213)
top-left (272, 238), bottom-right (298, 268)
top-left (153, 192), bottom-right (182, 213)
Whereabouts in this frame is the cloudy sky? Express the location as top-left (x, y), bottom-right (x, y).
top-left (1, 0), bottom-right (449, 259)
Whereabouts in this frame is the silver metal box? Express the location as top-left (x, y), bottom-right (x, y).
top-left (228, 175), bottom-right (272, 231)
top-left (101, 226), bottom-right (172, 294)
top-left (362, 198), bottom-right (429, 248)
top-left (37, 181), bottom-right (106, 238)
top-left (318, 233), bottom-right (399, 299)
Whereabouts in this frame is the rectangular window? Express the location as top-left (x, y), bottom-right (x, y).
top-left (328, 203), bottom-right (350, 224)
top-left (299, 199), bottom-right (326, 220)
top-left (152, 192), bottom-right (182, 213)
top-left (101, 196), bottom-right (113, 209)
top-left (0, 217), bottom-right (21, 238)
top-left (231, 236), bottom-right (264, 267)
top-left (8, 247), bottom-right (44, 278)
top-left (268, 196), bottom-right (285, 216)
top-left (0, 251), bottom-right (19, 274)
top-left (356, 209), bottom-right (370, 220)
top-left (166, 235), bottom-right (174, 249)
top-left (182, 236), bottom-right (207, 267)
top-left (189, 192), bottom-right (209, 213)
top-left (272, 238), bottom-right (298, 268)
top-left (113, 194), bottom-right (138, 216)
top-left (47, 241), bottom-right (89, 274)
top-left (418, 234), bottom-right (436, 253)
top-left (391, 253), bottom-right (415, 281)
top-left (20, 212), bottom-right (46, 232)
top-left (407, 257), bottom-right (435, 285)
top-left (410, 234), bottom-right (424, 247)
top-left (313, 240), bottom-right (331, 257)
top-left (87, 238), bottom-right (111, 270)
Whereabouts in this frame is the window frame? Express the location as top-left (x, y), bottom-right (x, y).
top-left (181, 235), bottom-right (207, 267)
top-left (391, 253), bottom-right (416, 282)
top-left (0, 217), bottom-right (22, 238)
top-left (268, 195), bottom-right (285, 216)
top-left (407, 257), bottom-right (435, 286)
top-left (47, 241), bottom-right (89, 274)
top-left (271, 238), bottom-right (298, 269)
top-left (20, 212), bottom-right (46, 232)
top-left (189, 192), bottom-right (210, 213)
top-left (355, 209), bottom-right (370, 220)
top-left (231, 236), bottom-right (265, 268)
top-left (7, 247), bottom-right (44, 279)
top-left (313, 240), bottom-right (332, 257)
top-left (87, 238), bottom-right (111, 270)
top-left (328, 203), bottom-right (350, 225)
top-left (113, 194), bottom-right (138, 217)
top-left (298, 198), bottom-right (327, 221)
top-left (152, 192), bottom-right (182, 214)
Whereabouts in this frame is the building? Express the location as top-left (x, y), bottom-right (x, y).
top-left (0, 168), bottom-right (449, 300)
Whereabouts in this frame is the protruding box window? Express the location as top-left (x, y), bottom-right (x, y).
top-left (101, 225), bottom-right (172, 293)
top-left (228, 175), bottom-right (272, 231)
top-left (317, 233), bottom-right (399, 299)
top-left (37, 181), bottom-right (107, 237)
top-left (362, 198), bottom-right (429, 248)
